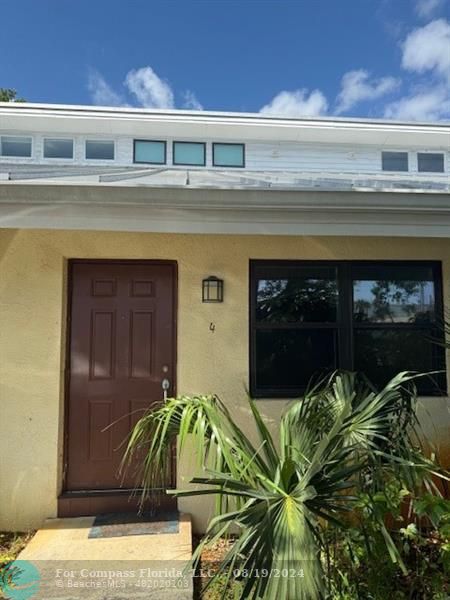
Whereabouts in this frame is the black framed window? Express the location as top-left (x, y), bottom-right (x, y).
top-left (134, 140), bottom-right (166, 164)
top-left (382, 151), bottom-right (409, 172)
top-left (250, 260), bottom-right (446, 397)
top-left (418, 153), bottom-right (444, 173)
top-left (213, 143), bottom-right (245, 167)
top-left (173, 141), bottom-right (206, 166)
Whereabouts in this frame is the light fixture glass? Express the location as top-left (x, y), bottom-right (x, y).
top-left (202, 276), bottom-right (224, 303)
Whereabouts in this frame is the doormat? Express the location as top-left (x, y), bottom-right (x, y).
top-left (88, 511), bottom-right (179, 539)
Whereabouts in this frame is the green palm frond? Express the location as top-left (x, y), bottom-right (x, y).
top-left (123, 371), bottom-right (448, 599)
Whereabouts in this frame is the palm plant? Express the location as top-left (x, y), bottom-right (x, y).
top-left (438, 311), bottom-right (450, 350)
top-left (123, 371), bottom-right (447, 600)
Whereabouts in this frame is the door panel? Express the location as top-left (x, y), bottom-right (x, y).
top-left (66, 261), bottom-right (176, 491)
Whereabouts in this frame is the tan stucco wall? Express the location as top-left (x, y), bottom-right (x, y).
top-left (0, 229), bottom-right (449, 532)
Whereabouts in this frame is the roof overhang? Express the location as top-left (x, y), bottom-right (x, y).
top-left (1, 183), bottom-right (449, 238)
top-left (1, 102), bottom-right (449, 148)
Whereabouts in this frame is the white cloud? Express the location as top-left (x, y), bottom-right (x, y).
top-left (88, 65), bottom-right (204, 111)
top-left (335, 69), bottom-right (400, 114)
top-left (124, 66), bottom-right (175, 109)
top-left (260, 89), bottom-right (328, 117)
top-left (260, 72), bottom-right (399, 119)
top-left (415, 0), bottom-right (444, 18)
top-left (384, 84), bottom-right (450, 121)
top-left (259, 19), bottom-right (450, 122)
top-left (402, 19), bottom-right (450, 81)
top-left (182, 90), bottom-right (203, 110)
top-left (87, 70), bottom-right (127, 107)
top-left (384, 18), bottom-right (450, 121)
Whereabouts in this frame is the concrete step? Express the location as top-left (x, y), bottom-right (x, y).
top-left (11, 512), bottom-right (193, 599)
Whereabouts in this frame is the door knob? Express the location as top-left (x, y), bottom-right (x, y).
top-left (162, 378), bottom-right (170, 401)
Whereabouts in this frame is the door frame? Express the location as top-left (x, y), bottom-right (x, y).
top-left (59, 259), bottom-right (178, 516)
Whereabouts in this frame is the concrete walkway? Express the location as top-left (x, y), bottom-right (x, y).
top-left (13, 513), bottom-right (193, 599)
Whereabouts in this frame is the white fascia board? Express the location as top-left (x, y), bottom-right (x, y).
top-left (0, 184), bottom-right (449, 238)
top-left (0, 177), bottom-right (448, 195)
top-left (1, 103), bottom-right (449, 148)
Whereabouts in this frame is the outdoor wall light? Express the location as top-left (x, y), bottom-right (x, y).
top-left (202, 276), bottom-right (224, 303)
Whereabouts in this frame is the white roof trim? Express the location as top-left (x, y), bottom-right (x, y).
top-left (1, 101), bottom-right (449, 129)
top-left (1, 184), bottom-right (449, 238)
top-left (1, 102), bottom-right (449, 146)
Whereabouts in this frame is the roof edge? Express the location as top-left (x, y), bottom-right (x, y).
top-left (1, 102), bottom-right (449, 130)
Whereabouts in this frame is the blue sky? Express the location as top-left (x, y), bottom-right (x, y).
top-left (1, 0), bottom-right (449, 120)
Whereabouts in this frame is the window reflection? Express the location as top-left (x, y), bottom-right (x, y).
top-left (1, 136), bottom-right (32, 157)
top-left (354, 280), bottom-right (434, 323)
top-left (353, 266), bottom-right (435, 324)
top-left (257, 271), bottom-right (337, 323)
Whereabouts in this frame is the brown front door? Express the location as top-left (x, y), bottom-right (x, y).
top-left (65, 260), bottom-right (176, 492)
